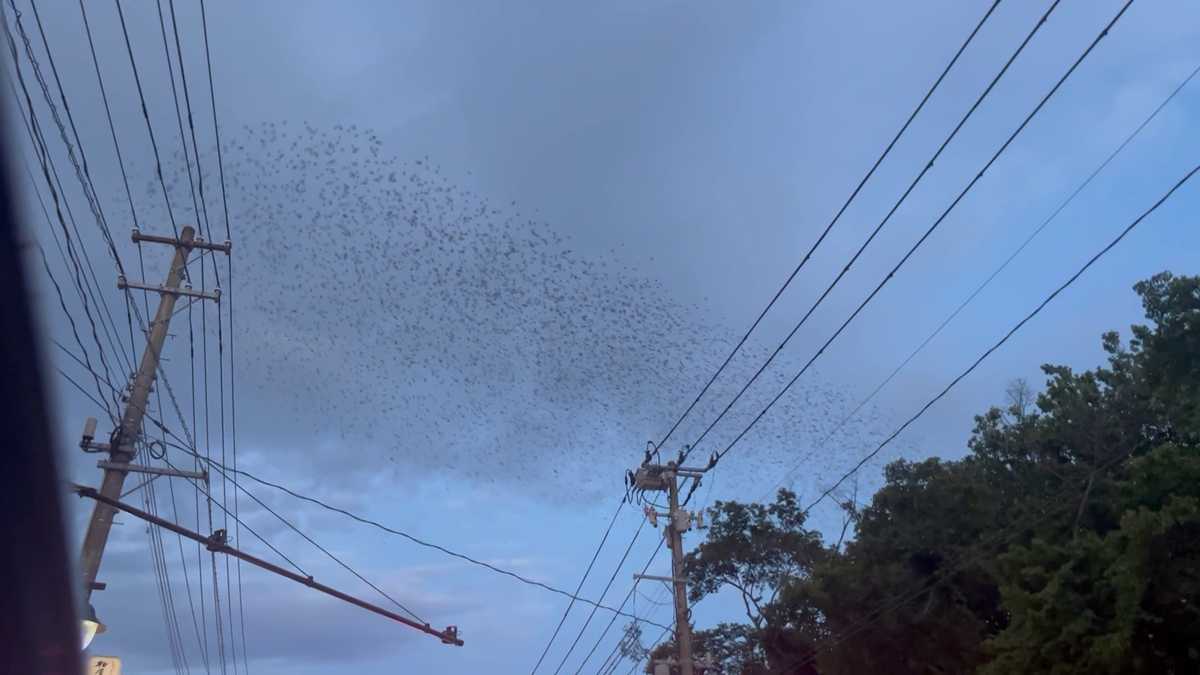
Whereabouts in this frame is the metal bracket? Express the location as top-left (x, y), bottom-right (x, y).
top-left (633, 463), bottom-right (710, 492)
top-left (81, 439), bottom-right (111, 453)
top-left (97, 460), bottom-right (208, 481)
top-left (634, 574), bottom-right (691, 585)
top-left (118, 275), bottom-right (221, 302)
top-left (133, 227), bottom-right (232, 254)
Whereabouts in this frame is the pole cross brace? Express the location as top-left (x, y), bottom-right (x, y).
top-left (634, 574), bottom-right (690, 585)
top-left (118, 275), bottom-right (221, 302)
top-left (97, 460), bottom-right (207, 481)
top-left (132, 227), bottom-right (232, 254)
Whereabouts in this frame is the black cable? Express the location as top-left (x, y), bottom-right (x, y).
top-left (552, 521), bottom-right (646, 674)
top-left (531, 502), bottom-right (627, 674)
top-left (151, 434), bottom-right (663, 628)
top-left (20, 0), bottom-right (133, 377)
top-left (153, 362), bottom-right (210, 672)
top-left (142, 475), bottom-right (190, 674)
top-left (166, 0), bottom-right (215, 241)
top-left (114, 0), bottom-right (181, 239)
top-left (758, 57), bottom-right (1200, 504)
top-left (3, 12), bottom-right (124, 411)
top-left (709, 0), bottom-right (1135, 469)
top-left (156, 454), bottom-right (309, 578)
top-left (52, 365), bottom-right (112, 416)
top-left (803, 158), bottom-right (1199, 516)
top-left (150, 0), bottom-right (228, 666)
top-left (571, 540), bottom-right (664, 675)
top-left (160, 450), bottom-right (429, 626)
top-left (682, 0), bottom-right (1063, 462)
top-left (655, 0), bottom-right (1005, 455)
top-left (77, 0), bottom-right (141, 240)
top-left (76, 0), bottom-right (148, 392)
top-left (197, 0), bottom-right (247, 662)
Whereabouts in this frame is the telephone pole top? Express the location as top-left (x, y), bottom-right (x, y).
top-left (628, 457), bottom-right (710, 675)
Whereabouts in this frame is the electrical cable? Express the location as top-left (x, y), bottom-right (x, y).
top-left (14, 0), bottom-right (134, 380)
top-left (531, 502), bottom-right (627, 674)
top-left (12, 7), bottom-right (206, 671)
top-left (196, 0), bottom-right (249, 662)
top-left (2, 11), bottom-right (125, 412)
top-left (757, 56), bottom-right (1200, 505)
top-left (157, 450), bottom-right (430, 626)
top-left (704, 0), bottom-right (1137, 470)
top-left (654, 0), bottom-right (1005, 455)
top-left (148, 431), bottom-right (665, 628)
top-left (570, 539), bottom-right (665, 675)
top-left (149, 0), bottom-right (229, 666)
top-left (802, 158), bottom-right (1200, 517)
top-left (114, 0), bottom-right (181, 239)
top-left (551, 521), bottom-right (647, 675)
top-left (681, 0), bottom-right (1065, 463)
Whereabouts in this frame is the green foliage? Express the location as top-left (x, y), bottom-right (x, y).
top-left (684, 488), bottom-right (825, 627)
top-left (647, 624), bottom-right (772, 675)
top-left (646, 272), bottom-right (1200, 674)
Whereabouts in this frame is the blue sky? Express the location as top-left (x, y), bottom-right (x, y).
top-left (9, 0), bottom-right (1200, 673)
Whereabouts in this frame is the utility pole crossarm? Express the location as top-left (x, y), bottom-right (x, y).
top-left (75, 485), bottom-right (464, 646)
top-left (628, 458), bottom-right (706, 675)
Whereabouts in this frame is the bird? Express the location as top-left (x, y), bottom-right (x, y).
top-left (116, 120), bottom-right (906, 511)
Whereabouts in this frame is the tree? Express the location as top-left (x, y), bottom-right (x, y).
top-left (647, 624), bottom-right (772, 675)
top-left (685, 489), bottom-right (825, 629)
top-left (643, 489), bottom-right (825, 674)
top-left (747, 272), bottom-right (1200, 673)
top-left (983, 458), bottom-right (1200, 674)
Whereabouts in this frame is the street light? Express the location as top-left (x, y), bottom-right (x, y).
top-left (81, 602), bottom-right (106, 650)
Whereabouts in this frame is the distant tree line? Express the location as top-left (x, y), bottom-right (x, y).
top-left (643, 271), bottom-right (1200, 674)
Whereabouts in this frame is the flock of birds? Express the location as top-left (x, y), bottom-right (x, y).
top-left (123, 121), bottom-right (897, 507)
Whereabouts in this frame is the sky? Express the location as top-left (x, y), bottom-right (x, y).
top-left (7, 0), bottom-right (1200, 673)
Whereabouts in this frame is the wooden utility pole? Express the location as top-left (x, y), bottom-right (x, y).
top-left (666, 465), bottom-right (694, 675)
top-left (78, 225), bottom-right (224, 598)
top-left (631, 460), bottom-right (708, 675)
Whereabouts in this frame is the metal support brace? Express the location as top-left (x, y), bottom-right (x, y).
top-left (96, 460), bottom-right (207, 481)
top-left (118, 275), bottom-right (222, 302)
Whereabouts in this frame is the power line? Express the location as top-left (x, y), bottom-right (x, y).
top-left (148, 0), bottom-right (229, 666)
top-left (681, 0), bottom-right (1064, 463)
top-left (3, 8), bottom-right (126, 412)
top-left (158, 447), bottom-right (429, 626)
top-left (758, 56), bottom-right (1200, 504)
top-left (704, 0), bottom-right (1135, 470)
top-left (196, 0), bottom-right (248, 663)
top-left (114, 0), bottom-right (181, 239)
top-left (18, 0), bottom-right (133, 379)
top-left (654, 0), bottom-right (1005, 456)
top-left (150, 435), bottom-right (667, 629)
top-left (552, 521), bottom-right (647, 675)
top-left (571, 540), bottom-right (664, 675)
top-left (803, 158), bottom-right (1200, 517)
top-left (530, 502), bottom-right (626, 674)
top-left (74, 484), bottom-right (464, 646)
